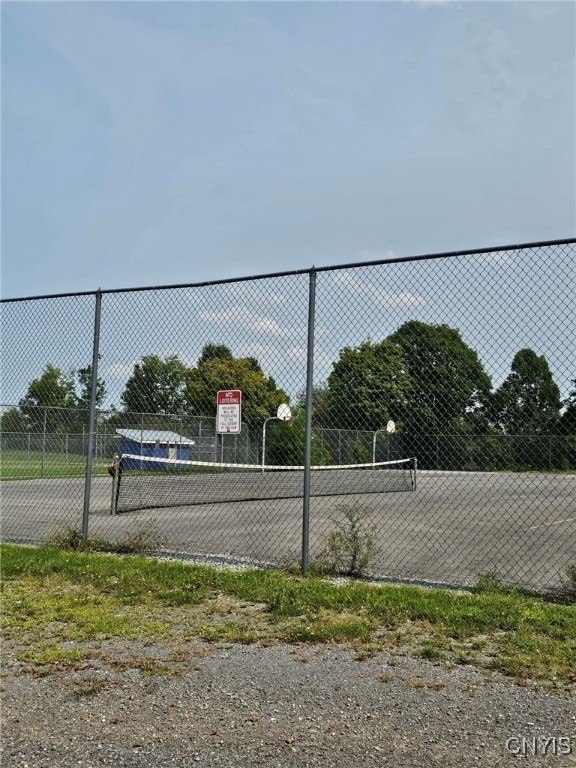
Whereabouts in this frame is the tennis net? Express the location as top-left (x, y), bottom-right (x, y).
top-left (111, 454), bottom-right (417, 514)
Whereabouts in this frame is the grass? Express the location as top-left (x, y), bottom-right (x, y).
top-left (0, 450), bottom-right (111, 480)
top-left (45, 524), bottom-right (164, 555)
top-left (1, 544), bottom-right (575, 689)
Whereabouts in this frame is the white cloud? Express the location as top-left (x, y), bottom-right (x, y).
top-left (331, 271), bottom-right (425, 307)
top-left (469, 250), bottom-right (516, 269)
top-left (199, 307), bottom-right (303, 338)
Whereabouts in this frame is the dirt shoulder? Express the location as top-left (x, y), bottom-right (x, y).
top-left (2, 639), bottom-right (575, 768)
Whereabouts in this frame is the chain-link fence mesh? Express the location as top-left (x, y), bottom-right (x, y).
top-left (1, 240), bottom-right (574, 591)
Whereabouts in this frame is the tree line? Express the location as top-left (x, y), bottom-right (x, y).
top-left (2, 322), bottom-right (575, 468)
top-left (317, 321), bottom-right (574, 437)
top-left (1, 344), bottom-right (288, 436)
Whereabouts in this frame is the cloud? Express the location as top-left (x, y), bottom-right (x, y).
top-left (199, 307), bottom-right (303, 338)
top-left (238, 342), bottom-right (308, 366)
top-left (105, 349), bottom-right (198, 381)
top-left (476, 250), bottom-right (515, 266)
top-left (331, 271), bottom-right (425, 308)
top-left (222, 285), bottom-right (291, 307)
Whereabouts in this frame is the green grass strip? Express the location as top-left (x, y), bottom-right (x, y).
top-left (1, 544), bottom-right (575, 687)
top-left (0, 450), bottom-right (111, 480)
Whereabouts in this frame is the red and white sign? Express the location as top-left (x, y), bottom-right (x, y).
top-left (216, 390), bottom-right (242, 434)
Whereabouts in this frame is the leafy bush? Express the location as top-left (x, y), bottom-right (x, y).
top-left (314, 503), bottom-right (378, 578)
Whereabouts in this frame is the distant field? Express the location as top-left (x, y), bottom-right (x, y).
top-left (0, 450), bottom-right (111, 480)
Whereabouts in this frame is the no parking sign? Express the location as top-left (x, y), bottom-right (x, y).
top-left (216, 390), bottom-right (242, 434)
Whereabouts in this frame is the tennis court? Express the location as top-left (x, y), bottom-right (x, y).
top-left (1, 470), bottom-right (574, 591)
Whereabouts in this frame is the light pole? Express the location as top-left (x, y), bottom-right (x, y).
top-left (372, 419), bottom-right (396, 464)
top-left (262, 404), bottom-right (292, 471)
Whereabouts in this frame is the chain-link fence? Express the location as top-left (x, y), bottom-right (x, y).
top-left (1, 239), bottom-right (575, 591)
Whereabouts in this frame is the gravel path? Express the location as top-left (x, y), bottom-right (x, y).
top-left (2, 642), bottom-right (575, 767)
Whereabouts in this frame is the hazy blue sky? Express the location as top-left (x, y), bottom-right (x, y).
top-left (2, 1), bottom-right (574, 299)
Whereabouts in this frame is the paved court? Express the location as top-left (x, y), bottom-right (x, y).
top-left (1, 471), bottom-right (574, 591)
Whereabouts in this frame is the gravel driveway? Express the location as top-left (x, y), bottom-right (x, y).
top-left (2, 641), bottom-right (575, 767)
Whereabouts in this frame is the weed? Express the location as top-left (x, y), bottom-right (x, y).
top-left (71, 677), bottom-right (117, 698)
top-left (110, 523), bottom-right (164, 555)
top-left (285, 610), bottom-right (375, 644)
top-left (46, 527), bottom-right (85, 551)
top-left (478, 565), bottom-right (576, 606)
top-left (108, 656), bottom-right (174, 676)
top-left (46, 523), bottom-right (164, 556)
top-left (196, 622), bottom-right (259, 644)
top-left (545, 564), bottom-right (576, 605)
top-left (313, 502), bottom-right (378, 578)
top-left (475, 572), bottom-right (505, 593)
top-left (16, 644), bottom-right (86, 667)
top-left (419, 643), bottom-right (442, 661)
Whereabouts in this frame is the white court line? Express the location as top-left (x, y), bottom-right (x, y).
top-left (529, 517), bottom-right (576, 530)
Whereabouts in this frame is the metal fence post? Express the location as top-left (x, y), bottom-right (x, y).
top-left (301, 269), bottom-right (317, 574)
top-left (0, 238), bottom-right (573, 592)
top-left (82, 290), bottom-right (103, 544)
top-left (41, 407), bottom-right (47, 478)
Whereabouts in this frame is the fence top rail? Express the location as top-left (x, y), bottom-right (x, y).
top-left (2, 237), bottom-right (574, 304)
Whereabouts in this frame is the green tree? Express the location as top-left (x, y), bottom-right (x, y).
top-left (120, 355), bottom-right (189, 415)
top-left (0, 407), bottom-right (27, 433)
top-left (324, 339), bottom-right (412, 431)
top-left (299, 383), bottom-right (332, 429)
top-left (264, 406), bottom-right (330, 467)
top-left (491, 349), bottom-right (562, 434)
top-left (560, 380), bottom-right (576, 434)
top-left (198, 343), bottom-right (233, 365)
top-left (387, 321), bottom-right (492, 434)
top-left (19, 364), bottom-right (78, 433)
top-left (76, 365), bottom-right (107, 412)
top-left (185, 355), bottom-right (289, 429)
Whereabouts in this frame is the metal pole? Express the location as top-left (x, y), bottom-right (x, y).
top-left (110, 453), bottom-right (120, 515)
top-left (262, 416), bottom-right (279, 472)
top-left (40, 408), bottom-right (47, 477)
top-left (301, 269), bottom-right (317, 573)
top-left (372, 429), bottom-right (390, 464)
top-left (41, 407), bottom-right (47, 479)
top-left (262, 419), bottom-right (269, 472)
top-left (81, 290), bottom-right (102, 544)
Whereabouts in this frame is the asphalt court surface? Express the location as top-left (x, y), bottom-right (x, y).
top-left (1, 471), bottom-right (574, 591)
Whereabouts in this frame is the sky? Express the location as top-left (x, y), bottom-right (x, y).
top-left (1, 0), bottom-right (575, 300)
